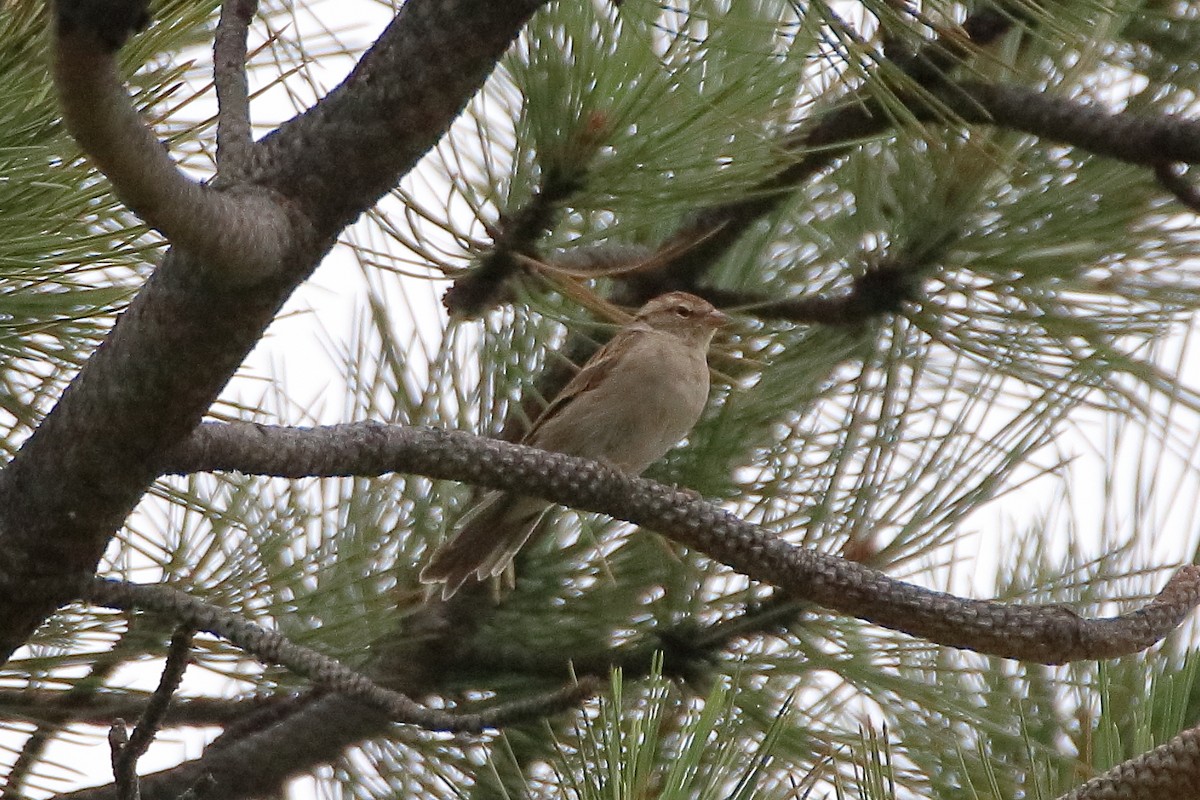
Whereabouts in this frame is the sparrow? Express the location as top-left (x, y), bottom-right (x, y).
top-left (420, 291), bottom-right (728, 598)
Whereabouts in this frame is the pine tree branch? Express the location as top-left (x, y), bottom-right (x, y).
top-left (443, 160), bottom-right (588, 317)
top-left (85, 577), bottom-right (594, 734)
top-left (50, 585), bottom-right (797, 800)
top-left (1155, 163), bottom-right (1200, 213)
top-left (0, 690), bottom-right (291, 728)
top-left (61, 577), bottom-right (601, 798)
top-left (643, 80), bottom-right (1200, 297)
top-left (1057, 724), bottom-right (1200, 800)
top-left (52, 0), bottom-right (294, 281)
top-left (53, 0), bottom-right (150, 50)
top-left (104, 627), bottom-right (191, 800)
top-left (941, 81), bottom-right (1200, 163)
top-left (0, 622), bottom-right (138, 800)
top-left (213, 0), bottom-right (257, 176)
top-left (252, 0), bottom-right (547, 239)
top-left (55, 693), bottom-right (384, 800)
top-left (164, 421), bottom-right (1200, 664)
top-left (85, 578), bottom-right (451, 727)
top-left (110, 626), bottom-right (193, 800)
top-left (438, 2), bottom-right (1199, 313)
top-left (628, 6), bottom-right (1192, 299)
top-left (884, 3), bottom-right (1027, 83)
top-left (106, 725), bottom-right (136, 800)
top-left (453, 3), bottom-right (1021, 313)
top-left (0, 0), bottom-right (549, 666)
top-left (58, 684), bottom-right (596, 800)
top-left (434, 594), bottom-right (806, 686)
top-left (693, 259), bottom-right (920, 326)
top-left (50, 694), bottom-right (369, 800)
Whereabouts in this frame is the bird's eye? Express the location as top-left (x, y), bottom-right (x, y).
top-left (674, 305), bottom-right (692, 318)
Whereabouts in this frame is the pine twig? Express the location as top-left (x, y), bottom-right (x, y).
top-left (111, 626), bottom-right (194, 800)
top-left (213, 0), bottom-right (258, 175)
top-left (83, 577), bottom-right (595, 733)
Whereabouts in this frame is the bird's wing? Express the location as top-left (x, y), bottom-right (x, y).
top-left (523, 327), bottom-right (642, 443)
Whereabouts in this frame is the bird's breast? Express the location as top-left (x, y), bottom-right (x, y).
top-left (531, 333), bottom-right (709, 474)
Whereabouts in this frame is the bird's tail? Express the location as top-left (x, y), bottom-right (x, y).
top-left (419, 492), bottom-right (549, 599)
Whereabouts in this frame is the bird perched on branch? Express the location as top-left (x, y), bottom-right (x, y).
top-left (420, 291), bottom-right (728, 598)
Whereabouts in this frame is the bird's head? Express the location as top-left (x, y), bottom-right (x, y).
top-left (636, 291), bottom-right (728, 344)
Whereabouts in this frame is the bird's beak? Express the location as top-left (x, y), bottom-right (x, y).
top-left (707, 308), bottom-right (730, 328)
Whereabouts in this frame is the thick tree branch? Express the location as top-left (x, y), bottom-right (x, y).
top-left (0, 0), bottom-right (547, 665)
top-left (1056, 725), bottom-right (1200, 799)
top-left (940, 81), bottom-right (1200, 163)
top-left (164, 422), bottom-right (1200, 664)
top-left (61, 685), bottom-right (594, 800)
top-left (0, 242), bottom-right (307, 664)
top-left (53, 15), bottom-right (294, 280)
top-left (251, 0), bottom-right (547, 239)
